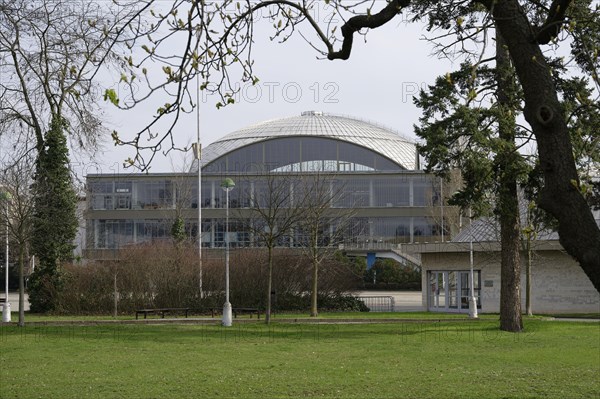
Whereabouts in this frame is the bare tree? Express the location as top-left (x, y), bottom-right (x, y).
top-left (165, 152), bottom-right (196, 245)
top-left (426, 172), bottom-right (463, 242)
top-left (238, 170), bottom-right (305, 323)
top-left (0, 154), bottom-right (35, 327)
top-left (294, 172), bottom-right (355, 317)
top-left (167, 154), bottom-right (201, 300)
top-left (0, 0), bottom-right (145, 155)
top-left (522, 202), bottom-right (536, 317)
top-left (0, 1), bottom-right (148, 310)
top-left (520, 198), bottom-right (554, 317)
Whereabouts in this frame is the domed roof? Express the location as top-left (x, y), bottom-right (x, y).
top-left (200, 111), bottom-right (418, 170)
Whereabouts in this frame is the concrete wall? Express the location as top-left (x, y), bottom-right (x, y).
top-left (421, 250), bottom-right (600, 314)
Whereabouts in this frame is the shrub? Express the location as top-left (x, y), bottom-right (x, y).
top-left (57, 243), bottom-right (363, 315)
top-left (363, 258), bottom-right (421, 290)
top-left (319, 294), bottom-right (370, 312)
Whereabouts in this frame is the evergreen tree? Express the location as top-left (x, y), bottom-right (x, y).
top-left (171, 216), bottom-right (187, 245)
top-left (28, 116), bottom-right (78, 313)
top-left (415, 21), bottom-right (598, 331)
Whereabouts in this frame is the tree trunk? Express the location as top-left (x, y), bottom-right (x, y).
top-left (18, 244), bottom-right (25, 327)
top-left (310, 230), bottom-right (319, 317)
top-left (310, 255), bottom-right (319, 318)
top-left (499, 198), bottom-right (523, 332)
top-left (490, 0), bottom-right (600, 292)
top-left (496, 29), bottom-right (523, 332)
top-left (526, 238), bottom-right (533, 316)
top-left (113, 273), bottom-right (118, 318)
top-left (265, 245), bottom-right (273, 324)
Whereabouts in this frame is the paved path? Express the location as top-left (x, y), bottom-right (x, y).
top-left (1, 292), bottom-right (29, 312)
top-left (354, 290), bottom-right (423, 312)
top-left (551, 318), bottom-right (600, 323)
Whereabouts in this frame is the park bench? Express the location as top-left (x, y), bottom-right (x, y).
top-left (135, 308), bottom-right (192, 320)
top-left (135, 307), bottom-right (260, 320)
top-left (232, 307), bottom-right (261, 319)
top-left (135, 307), bottom-right (225, 319)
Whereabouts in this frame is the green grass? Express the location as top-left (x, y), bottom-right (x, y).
top-left (16, 313), bottom-right (137, 322)
top-left (271, 311), bottom-right (500, 320)
top-left (21, 311), bottom-right (502, 322)
top-left (545, 313), bottom-right (600, 319)
top-left (1, 320), bottom-right (598, 398)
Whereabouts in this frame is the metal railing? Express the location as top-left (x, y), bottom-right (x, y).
top-left (356, 295), bottom-right (395, 312)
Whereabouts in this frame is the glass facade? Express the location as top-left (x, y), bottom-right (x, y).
top-left (203, 137), bottom-right (403, 173)
top-left (89, 179), bottom-right (175, 210)
top-left (87, 215), bottom-right (443, 249)
top-left (85, 130), bottom-right (451, 254)
top-left (86, 171), bottom-right (446, 250)
top-left (89, 173), bottom-right (442, 212)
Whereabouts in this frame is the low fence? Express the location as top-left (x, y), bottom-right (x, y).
top-left (356, 295), bottom-right (395, 312)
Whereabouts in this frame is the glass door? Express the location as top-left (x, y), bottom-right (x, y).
top-left (428, 271), bottom-right (446, 311)
top-left (460, 272), bottom-right (470, 310)
top-left (448, 271), bottom-right (458, 309)
top-left (428, 270), bottom-right (481, 313)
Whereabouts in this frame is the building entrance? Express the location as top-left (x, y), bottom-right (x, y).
top-left (428, 270), bottom-right (481, 313)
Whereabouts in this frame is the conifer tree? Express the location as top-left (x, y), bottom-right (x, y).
top-left (28, 117), bottom-right (78, 313)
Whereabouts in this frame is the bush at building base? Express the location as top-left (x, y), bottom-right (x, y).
top-left (56, 244), bottom-right (366, 315)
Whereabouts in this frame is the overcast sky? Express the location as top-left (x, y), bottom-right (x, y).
top-left (81, 4), bottom-right (461, 176)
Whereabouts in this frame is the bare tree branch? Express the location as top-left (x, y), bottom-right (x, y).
top-left (327, 0), bottom-right (410, 60)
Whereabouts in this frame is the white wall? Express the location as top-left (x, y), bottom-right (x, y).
top-left (421, 250), bottom-right (600, 314)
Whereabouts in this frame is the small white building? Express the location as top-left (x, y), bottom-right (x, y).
top-left (405, 218), bottom-right (600, 314)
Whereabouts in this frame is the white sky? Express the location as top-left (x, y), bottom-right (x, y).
top-left (88, 6), bottom-right (456, 175)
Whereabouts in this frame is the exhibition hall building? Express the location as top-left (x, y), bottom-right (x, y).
top-left (84, 111), bottom-right (449, 259)
top-left (83, 111), bottom-right (600, 314)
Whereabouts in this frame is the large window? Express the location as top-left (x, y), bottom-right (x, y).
top-left (89, 180), bottom-right (132, 210)
top-left (206, 137), bottom-right (403, 173)
top-left (264, 138), bottom-right (301, 170)
top-left (413, 177), bottom-right (437, 206)
top-left (94, 220), bottom-right (134, 248)
top-left (372, 176), bottom-right (411, 207)
top-left (135, 181), bottom-right (174, 209)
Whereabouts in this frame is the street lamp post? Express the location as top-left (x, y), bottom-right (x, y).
top-left (194, 22), bottom-right (204, 299)
top-left (192, 142), bottom-right (203, 298)
top-left (468, 207), bottom-right (478, 319)
top-left (1, 191), bottom-right (11, 323)
top-left (220, 178), bottom-right (235, 327)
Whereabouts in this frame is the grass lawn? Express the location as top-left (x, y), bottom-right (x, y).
top-left (0, 319), bottom-right (598, 398)
top-left (20, 311), bottom-right (498, 322)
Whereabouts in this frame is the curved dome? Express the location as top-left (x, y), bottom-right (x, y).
top-left (200, 111), bottom-right (418, 170)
